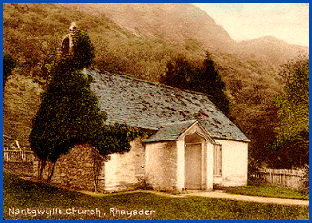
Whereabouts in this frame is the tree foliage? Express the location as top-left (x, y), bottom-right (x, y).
top-left (194, 52), bottom-right (230, 116)
top-left (30, 69), bottom-right (104, 161)
top-left (3, 54), bottom-right (16, 88)
top-left (160, 55), bottom-right (192, 89)
top-left (247, 100), bottom-right (280, 169)
top-left (72, 29), bottom-right (95, 70)
top-left (267, 58), bottom-right (309, 168)
top-left (275, 59), bottom-right (309, 139)
top-left (29, 28), bottom-right (139, 182)
top-left (160, 52), bottom-right (230, 116)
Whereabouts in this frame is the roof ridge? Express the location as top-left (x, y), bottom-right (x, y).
top-left (161, 120), bottom-right (197, 127)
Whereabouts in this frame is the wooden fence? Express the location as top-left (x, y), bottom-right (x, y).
top-left (3, 148), bottom-right (36, 177)
top-left (3, 148), bottom-right (35, 163)
top-left (254, 168), bottom-right (305, 189)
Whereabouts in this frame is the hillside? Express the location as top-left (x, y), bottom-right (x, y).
top-left (59, 3), bottom-right (234, 49)
top-left (236, 36), bottom-right (308, 67)
top-left (3, 3), bottom-right (308, 165)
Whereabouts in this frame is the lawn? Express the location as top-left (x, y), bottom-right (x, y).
top-left (226, 185), bottom-right (309, 200)
top-left (3, 172), bottom-right (309, 220)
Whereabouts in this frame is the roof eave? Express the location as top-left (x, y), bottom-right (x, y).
top-left (143, 139), bottom-right (177, 144)
top-left (212, 136), bottom-right (251, 143)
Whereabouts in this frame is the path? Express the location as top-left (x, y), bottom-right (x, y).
top-left (150, 190), bottom-right (309, 207)
top-left (17, 174), bottom-right (309, 207)
top-left (80, 189), bottom-right (309, 207)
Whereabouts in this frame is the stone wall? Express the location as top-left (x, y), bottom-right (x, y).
top-left (33, 138), bottom-right (146, 192)
top-left (34, 143), bottom-right (100, 191)
top-left (3, 161), bottom-right (34, 177)
top-left (145, 141), bottom-right (178, 191)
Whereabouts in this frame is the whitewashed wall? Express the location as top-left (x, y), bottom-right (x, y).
top-left (103, 137), bottom-right (145, 191)
top-left (145, 141), bottom-right (177, 191)
top-left (214, 139), bottom-right (248, 187)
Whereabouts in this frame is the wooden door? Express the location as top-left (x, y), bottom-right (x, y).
top-left (185, 143), bottom-right (202, 189)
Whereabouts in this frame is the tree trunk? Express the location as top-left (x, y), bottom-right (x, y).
top-left (38, 158), bottom-right (47, 181)
top-left (47, 161), bottom-right (56, 183)
top-left (92, 148), bottom-right (103, 193)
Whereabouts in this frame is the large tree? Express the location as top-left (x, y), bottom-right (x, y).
top-left (275, 59), bottom-right (309, 139)
top-left (160, 55), bottom-right (191, 90)
top-left (268, 58), bottom-right (309, 168)
top-left (193, 52), bottom-right (230, 116)
top-left (160, 52), bottom-right (230, 116)
top-left (29, 28), bottom-right (138, 182)
top-left (30, 68), bottom-right (104, 180)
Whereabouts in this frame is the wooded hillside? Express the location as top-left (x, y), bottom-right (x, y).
top-left (3, 3), bottom-right (308, 168)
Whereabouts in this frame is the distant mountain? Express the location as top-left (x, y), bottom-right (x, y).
top-left (58, 3), bottom-right (307, 74)
top-left (236, 36), bottom-right (309, 67)
top-left (59, 3), bottom-right (234, 49)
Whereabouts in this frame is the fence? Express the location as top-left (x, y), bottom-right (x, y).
top-left (255, 168), bottom-right (305, 189)
top-left (3, 148), bottom-right (36, 177)
top-left (3, 148), bottom-right (35, 163)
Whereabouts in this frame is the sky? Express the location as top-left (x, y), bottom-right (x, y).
top-left (193, 3), bottom-right (309, 47)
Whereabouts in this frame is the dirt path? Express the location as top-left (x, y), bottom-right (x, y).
top-left (79, 189), bottom-right (309, 207)
top-left (180, 190), bottom-right (309, 206)
top-left (120, 190), bottom-right (309, 207)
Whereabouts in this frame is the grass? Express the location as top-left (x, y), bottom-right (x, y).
top-left (226, 185), bottom-right (309, 200)
top-left (224, 178), bottom-right (309, 200)
top-left (3, 172), bottom-right (309, 220)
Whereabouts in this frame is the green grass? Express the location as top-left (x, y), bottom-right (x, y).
top-left (3, 172), bottom-right (309, 220)
top-left (226, 184), bottom-right (309, 200)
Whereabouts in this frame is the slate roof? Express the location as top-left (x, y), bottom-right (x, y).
top-left (144, 120), bottom-right (197, 142)
top-left (87, 69), bottom-right (250, 142)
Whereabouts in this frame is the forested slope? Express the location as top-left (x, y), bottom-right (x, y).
top-left (3, 3), bottom-right (308, 167)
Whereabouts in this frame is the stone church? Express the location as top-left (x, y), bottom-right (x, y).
top-left (35, 23), bottom-right (249, 192)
